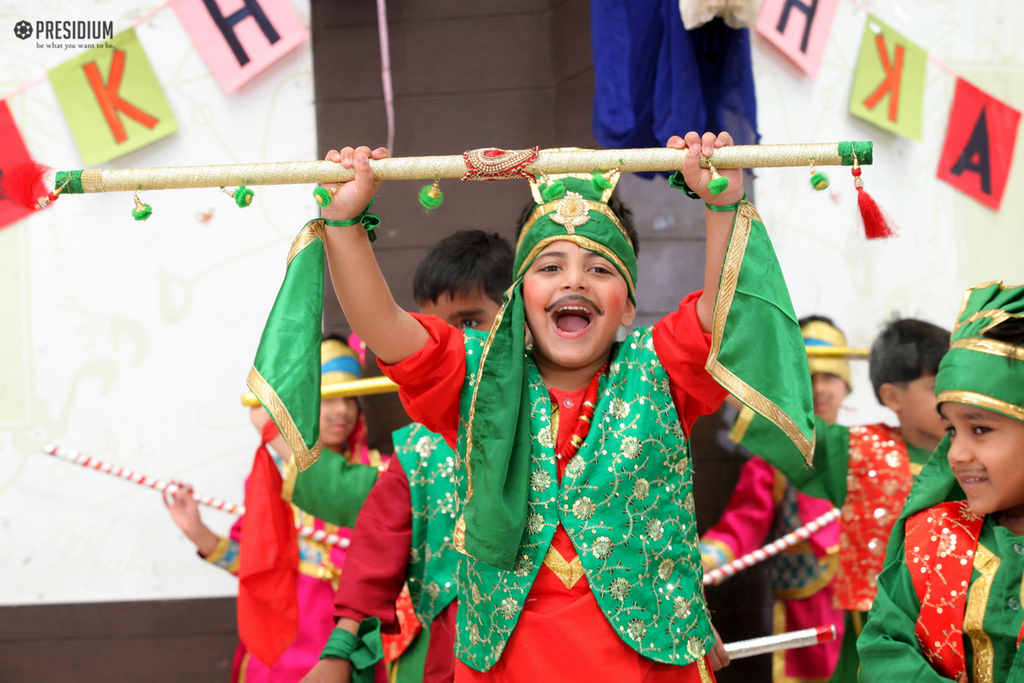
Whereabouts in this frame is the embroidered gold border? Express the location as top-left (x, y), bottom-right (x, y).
top-left (247, 365), bottom-right (322, 471)
top-left (964, 543), bottom-right (999, 683)
top-left (704, 202), bottom-right (815, 464)
top-left (281, 455), bottom-right (298, 503)
top-left (454, 283), bottom-right (516, 555)
top-left (528, 163), bottom-right (620, 204)
top-left (542, 547), bottom-right (586, 589)
top-left (697, 656), bottom-right (713, 683)
top-left (203, 536), bottom-right (232, 567)
top-left (728, 405), bottom-right (755, 444)
top-left (516, 235), bottom-right (636, 296)
top-left (951, 337), bottom-right (1024, 361)
top-left (936, 390), bottom-right (1024, 422)
top-left (518, 200), bottom-right (633, 253)
top-left (287, 220), bottom-right (325, 265)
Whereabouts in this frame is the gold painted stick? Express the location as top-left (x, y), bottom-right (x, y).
top-left (805, 347), bottom-right (870, 359)
top-left (58, 142), bottom-right (872, 194)
top-left (242, 375), bottom-right (399, 407)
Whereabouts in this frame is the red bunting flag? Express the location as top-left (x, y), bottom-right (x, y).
top-left (0, 101), bottom-right (40, 230)
top-left (936, 78), bottom-right (1021, 210)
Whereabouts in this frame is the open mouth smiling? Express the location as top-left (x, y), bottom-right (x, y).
top-left (547, 297), bottom-right (603, 337)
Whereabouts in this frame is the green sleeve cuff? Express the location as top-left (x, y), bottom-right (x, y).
top-left (320, 618), bottom-right (384, 682)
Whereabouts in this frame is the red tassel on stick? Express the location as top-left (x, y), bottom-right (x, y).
top-left (851, 161), bottom-right (897, 240)
top-left (1, 162), bottom-right (52, 210)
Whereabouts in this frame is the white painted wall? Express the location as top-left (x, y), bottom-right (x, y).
top-left (0, 0), bottom-right (317, 603)
top-left (1, 0), bottom-right (1021, 604)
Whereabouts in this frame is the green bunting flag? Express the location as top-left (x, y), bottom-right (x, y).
top-left (246, 220), bottom-right (325, 471)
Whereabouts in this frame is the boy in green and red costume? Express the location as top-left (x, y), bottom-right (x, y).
top-left (306, 131), bottom-right (816, 682)
top-left (726, 316), bottom-right (950, 682)
top-left (858, 281), bottom-right (1024, 682)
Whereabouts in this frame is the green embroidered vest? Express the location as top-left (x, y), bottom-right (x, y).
top-left (454, 327), bottom-right (713, 671)
top-left (393, 422), bottom-right (460, 628)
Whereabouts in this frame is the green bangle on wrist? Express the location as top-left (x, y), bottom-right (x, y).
top-left (705, 193), bottom-right (746, 212)
top-left (321, 197), bottom-right (380, 243)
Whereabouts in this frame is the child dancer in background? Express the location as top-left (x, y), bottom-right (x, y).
top-left (858, 281), bottom-right (1024, 682)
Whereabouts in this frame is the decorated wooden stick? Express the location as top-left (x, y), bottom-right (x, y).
top-left (241, 375), bottom-right (398, 407)
top-left (805, 346), bottom-right (870, 359)
top-left (703, 507), bottom-right (841, 586)
top-left (42, 444), bottom-right (350, 549)
top-left (724, 625), bottom-right (837, 659)
top-left (48, 142), bottom-right (873, 194)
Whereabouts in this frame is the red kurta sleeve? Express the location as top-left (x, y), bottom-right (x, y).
top-left (378, 313), bottom-right (466, 448)
top-left (332, 456), bottom-right (413, 630)
top-left (651, 290), bottom-right (729, 437)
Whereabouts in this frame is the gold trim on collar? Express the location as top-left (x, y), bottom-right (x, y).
top-left (518, 200), bottom-right (633, 253)
top-left (515, 235), bottom-right (635, 295)
top-left (288, 220), bottom-right (325, 265)
top-left (542, 547), bottom-right (586, 589)
top-left (704, 201), bottom-right (815, 464)
top-left (964, 543), bottom-right (999, 683)
top-left (936, 390), bottom-right (1024, 422)
top-left (951, 336), bottom-right (1024, 361)
top-left (247, 365), bottom-right (323, 471)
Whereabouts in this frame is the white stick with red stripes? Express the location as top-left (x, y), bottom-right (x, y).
top-left (703, 507), bottom-right (841, 586)
top-left (42, 444), bottom-right (349, 549)
top-left (724, 625), bottom-right (837, 659)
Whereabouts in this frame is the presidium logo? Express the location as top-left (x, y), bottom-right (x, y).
top-left (14, 20), bottom-right (114, 48)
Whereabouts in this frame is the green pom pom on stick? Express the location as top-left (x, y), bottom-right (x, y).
top-left (810, 171), bottom-right (830, 191)
top-left (132, 202), bottom-right (153, 221)
top-left (313, 186), bottom-right (332, 207)
top-left (541, 180), bottom-right (566, 201)
top-left (591, 173), bottom-right (613, 191)
top-left (233, 186), bottom-right (254, 207)
top-left (707, 176), bottom-right (730, 195)
top-left (418, 183), bottom-right (444, 211)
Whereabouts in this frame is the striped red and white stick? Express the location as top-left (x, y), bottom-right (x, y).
top-left (703, 507), bottom-right (841, 586)
top-left (724, 625), bottom-right (836, 659)
top-left (42, 444), bottom-right (350, 549)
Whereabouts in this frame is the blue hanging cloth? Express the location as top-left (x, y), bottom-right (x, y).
top-left (591, 0), bottom-right (759, 164)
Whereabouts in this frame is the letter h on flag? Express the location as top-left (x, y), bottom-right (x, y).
top-left (171, 0), bottom-right (308, 94)
top-left (48, 28), bottom-right (178, 165)
top-left (756, 0), bottom-right (840, 77)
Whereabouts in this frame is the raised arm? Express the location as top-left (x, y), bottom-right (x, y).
top-left (320, 146), bottom-right (429, 365)
top-left (669, 132), bottom-right (746, 333)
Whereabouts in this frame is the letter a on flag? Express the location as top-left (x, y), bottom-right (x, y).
top-left (171, 0), bottom-right (308, 94)
top-left (937, 78), bottom-right (1021, 210)
top-left (849, 15), bottom-right (926, 140)
top-left (48, 28), bottom-right (178, 165)
top-left (756, 0), bottom-right (840, 77)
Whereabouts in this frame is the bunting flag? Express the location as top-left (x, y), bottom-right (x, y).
top-left (170, 0), bottom-right (308, 95)
top-left (936, 78), bottom-right (1021, 210)
top-left (756, 0), bottom-right (840, 77)
top-left (47, 28), bottom-right (178, 165)
top-left (0, 101), bottom-right (39, 230)
top-left (246, 221), bottom-right (325, 472)
top-left (849, 15), bottom-right (926, 140)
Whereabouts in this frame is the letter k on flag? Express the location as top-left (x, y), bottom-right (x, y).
top-left (49, 28), bottom-right (178, 165)
top-left (849, 15), bottom-right (926, 140)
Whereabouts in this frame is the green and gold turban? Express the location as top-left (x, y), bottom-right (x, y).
top-left (802, 319), bottom-right (852, 389)
top-left (460, 170), bottom-right (815, 571)
top-left (881, 281), bottom-right (1024, 566)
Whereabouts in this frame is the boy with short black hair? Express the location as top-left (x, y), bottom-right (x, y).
top-left (307, 131), bottom-right (814, 682)
top-left (301, 230), bottom-right (512, 683)
top-left (730, 316), bottom-right (951, 682)
top-left (858, 282), bottom-right (1024, 682)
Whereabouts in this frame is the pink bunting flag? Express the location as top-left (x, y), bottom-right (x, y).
top-left (171, 0), bottom-right (309, 95)
top-left (756, 0), bottom-right (840, 77)
top-left (0, 101), bottom-right (40, 230)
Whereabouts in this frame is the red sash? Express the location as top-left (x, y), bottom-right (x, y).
top-left (836, 424), bottom-right (913, 611)
top-left (905, 501), bottom-right (984, 683)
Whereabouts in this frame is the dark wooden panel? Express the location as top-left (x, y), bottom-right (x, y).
top-left (316, 13), bottom-right (554, 102)
top-left (0, 598), bottom-right (237, 683)
top-left (316, 0), bottom-right (548, 28)
top-left (551, 0), bottom-right (593, 84)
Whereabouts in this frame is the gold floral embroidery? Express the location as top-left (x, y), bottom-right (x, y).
top-left (964, 544), bottom-right (999, 683)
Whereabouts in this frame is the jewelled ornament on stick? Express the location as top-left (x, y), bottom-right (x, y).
top-left (4, 142), bottom-right (894, 238)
